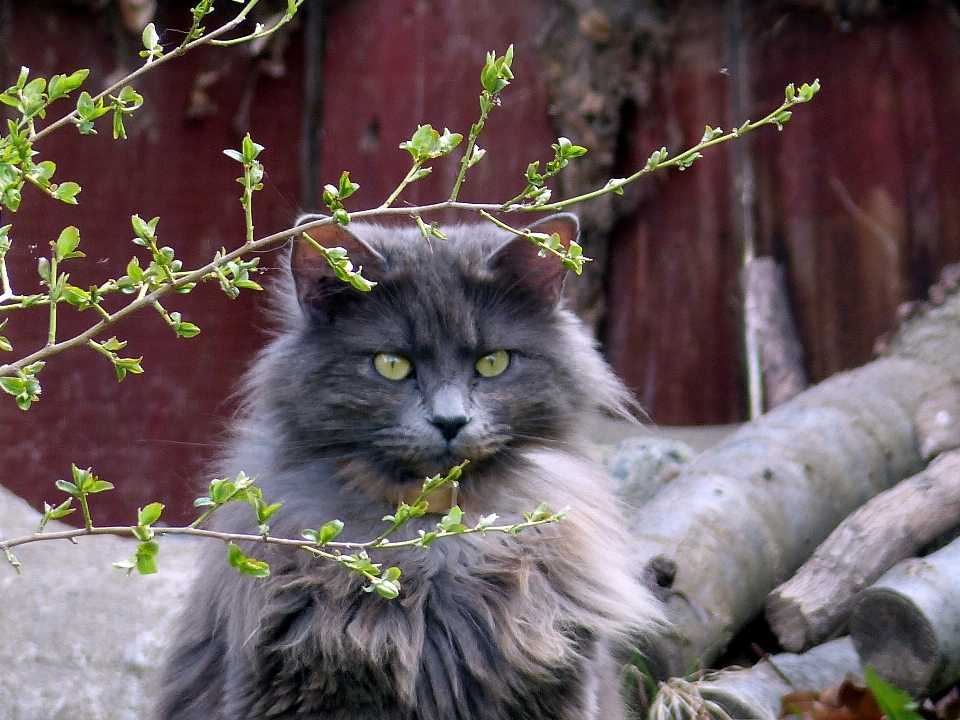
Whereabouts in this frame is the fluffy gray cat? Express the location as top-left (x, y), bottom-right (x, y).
top-left (155, 213), bottom-right (663, 720)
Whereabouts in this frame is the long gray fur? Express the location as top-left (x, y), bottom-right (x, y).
top-left (155, 215), bottom-right (662, 720)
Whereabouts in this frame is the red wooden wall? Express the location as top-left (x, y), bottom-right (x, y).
top-left (3, 0), bottom-right (960, 525)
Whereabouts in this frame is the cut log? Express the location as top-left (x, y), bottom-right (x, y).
top-left (850, 536), bottom-right (960, 698)
top-left (648, 638), bottom-right (862, 720)
top-left (632, 292), bottom-right (960, 679)
top-left (765, 448), bottom-right (960, 652)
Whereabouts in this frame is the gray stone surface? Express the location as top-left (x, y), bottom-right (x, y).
top-left (0, 485), bottom-right (199, 720)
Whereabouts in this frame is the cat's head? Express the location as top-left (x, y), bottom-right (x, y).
top-left (259, 214), bottom-right (632, 494)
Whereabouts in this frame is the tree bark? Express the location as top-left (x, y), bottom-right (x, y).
top-left (850, 536), bottom-right (960, 698)
top-left (765, 448), bottom-right (960, 652)
top-left (633, 292), bottom-right (960, 679)
top-left (742, 257), bottom-right (808, 410)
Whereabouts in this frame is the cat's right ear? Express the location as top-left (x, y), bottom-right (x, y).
top-left (290, 222), bottom-right (385, 321)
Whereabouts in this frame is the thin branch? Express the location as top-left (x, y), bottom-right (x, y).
top-left (31, 2), bottom-right (264, 143)
top-left (0, 516), bottom-right (561, 557)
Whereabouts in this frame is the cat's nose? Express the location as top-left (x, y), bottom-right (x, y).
top-left (432, 414), bottom-right (469, 441)
top-left (429, 385), bottom-right (470, 441)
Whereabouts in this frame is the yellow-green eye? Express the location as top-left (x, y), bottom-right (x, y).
top-left (374, 352), bottom-right (413, 381)
top-left (475, 350), bottom-right (510, 378)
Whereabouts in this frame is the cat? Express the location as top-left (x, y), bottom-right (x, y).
top-left (154, 213), bottom-right (663, 720)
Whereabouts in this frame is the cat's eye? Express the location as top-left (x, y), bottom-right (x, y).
top-left (475, 350), bottom-right (510, 378)
top-left (373, 352), bottom-right (413, 381)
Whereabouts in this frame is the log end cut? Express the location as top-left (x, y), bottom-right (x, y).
top-left (850, 589), bottom-right (939, 698)
top-left (766, 592), bottom-right (814, 653)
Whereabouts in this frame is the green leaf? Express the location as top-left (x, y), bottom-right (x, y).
top-left (47, 69), bottom-right (88, 102)
top-left (645, 147), bottom-right (668, 171)
top-left (251, 497), bottom-right (282, 524)
top-left (226, 542), bottom-right (245, 567)
top-left (113, 110), bottom-right (126, 140)
top-left (135, 541), bottom-right (160, 575)
top-left (374, 576), bottom-right (400, 599)
top-left (55, 478), bottom-right (79, 497)
top-left (0, 376), bottom-right (23, 396)
top-left (480, 46), bottom-right (514, 94)
top-left (226, 543), bottom-right (270, 578)
top-left (3, 547), bottom-right (21, 573)
top-left (676, 151), bottom-right (703, 170)
top-left (524, 502), bottom-right (551, 522)
top-left (115, 540), bottom-right (160, 575)
top-left (54, 226), bottom-right (82, 259)
top-left (142, 23), bottom-right (161, 53)
top-left (701, 125), bottom-right (724, 142)
top-left (34, 161), bottom-right (56, 182)
top-left (126, 256), bottom-right (144, 284)
top-left (477, 513), bottom-right (498, 531)
top-left (317, 519), bottom-right (344, 545)
top-left (337, 171), bottom-right (358, 198)
top-left (417, 529), bottom-right (438, 546)
top-left (439, 506), bottom-right (468, 533)
top-left (863, 667), bottom-right (923, 720)
top-left (797, 79), bottom-right (820, 103)
top-left (138, 502), bottom-right (164, 526)
top-left (113, 356), bottom-right (144, 381)
top-left (130, 214), bottom-right (159, 241)
top-left (772, 110), bottom-right (792, 130)
top-left (51, 182), bottom-right (81, 205)
top-left (37, 256), bottom-right (50, 284)
top-left (61, 285), bottom-right (90, 307)
top-left (174, 320), bottom-right (201, 338)
top-left (241, 133), bottom-right (264, 163)
top-left (38, 498), bottom-right (75, 531)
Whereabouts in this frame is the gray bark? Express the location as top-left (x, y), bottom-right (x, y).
top-left (634, 292), bottom-right (960, 679)
top-left (742, 257), bottom-right (808, 410)
top-left (850, 536), bottom-right (960, 698)
top-left (766, 448), bottom-right (960, 652)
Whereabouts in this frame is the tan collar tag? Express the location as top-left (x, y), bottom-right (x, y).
top-left (400, 484), bottom-right (459, 515)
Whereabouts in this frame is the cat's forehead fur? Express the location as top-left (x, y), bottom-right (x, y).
top-left (350, 220), bottom-right (507, 269)
top-left (282, 220), bottom-right (556, 343)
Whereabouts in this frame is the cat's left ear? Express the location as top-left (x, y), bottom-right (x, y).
top-left (291, 221), bottom-right (385, 320)
top-left (487, 213), bottom-right (579, 305)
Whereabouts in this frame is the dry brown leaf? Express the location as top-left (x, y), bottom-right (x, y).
top-left (782, 679), bottom-right (883, 720)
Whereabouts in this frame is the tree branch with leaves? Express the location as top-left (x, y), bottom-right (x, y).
top-left (0, 0), bottom-right (819, 598)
